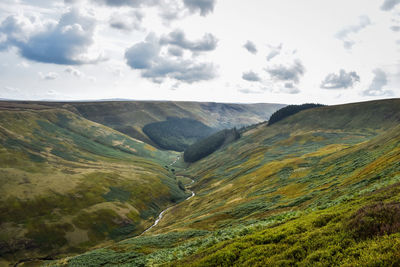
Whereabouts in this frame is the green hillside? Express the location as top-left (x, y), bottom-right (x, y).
top-left (44, 99), bottom-right (400, 266)
top-left (143, 117), bottom-right (216, 151)
top-left (0, 101), bottom-right (283, 150)
top-left (0, 106), bottom-right (189, 265)
top-left (184, 128), bottom-right (240, 163)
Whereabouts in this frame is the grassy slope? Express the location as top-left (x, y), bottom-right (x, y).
top-left (5, 101), bottom-right (283, 147)
top-left (0, 106), bottom-right (189, 265)
top-left (49, 99), bottom-right (400, 266)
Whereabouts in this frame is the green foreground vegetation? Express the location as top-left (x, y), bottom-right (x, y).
top-left (1, 99), bottom-right (400, 266)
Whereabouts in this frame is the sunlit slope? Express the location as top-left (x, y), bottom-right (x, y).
top-left (0, 107), bottom-right (188, 264)
top-left (157, 99), bottom-right (400, 230)
top-left (51, 99), bottom-right (400, 266)
top-left (273, 98), bottom-right (400, 130)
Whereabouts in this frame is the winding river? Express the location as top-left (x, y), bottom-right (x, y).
top-left (142, 178), bottom-right (195, 235)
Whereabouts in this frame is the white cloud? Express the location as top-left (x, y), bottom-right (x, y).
top-left (160, 29), bottom-right (218, 52)
top-left (242, 71), bottom-right (261, 82)
top-left (183, 0), bottom-right (217, 16)
top-left (65, 66), bottom-right (84, 77)
top-left (238, 88), bottom-right (263, 94)
top-left (109, 10), bottom-right (144, 31)
top-left (0, 1), bottom-right (399, 103)
top-left (266, 59), bottom-right (305, 84)
top-left (335, 15), bottom-right (371, 50)
top-left (362, 68), bottom-right (393, 96)
top-left (90, 0), bottom-right (159, 8)
top-left (320, 69), bottom-right (360, 89)
top-left (381, 0), bottom-right (400, 11)
top-left (17, 61), bottom-right (30, 68)
top-left (0, 9), bottom-right (104, 65)
top-left (266, 43), bottom-right (282, 61)
top-left (125, 32), bottom-right (218, 83)
top-left (38, 71), bottom-right (59, 80)
top-left (280, 82), bottom-right (300, 94)
top-left (243, 40), bottom-right (257, 54)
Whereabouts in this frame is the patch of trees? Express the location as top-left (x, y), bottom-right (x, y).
top-left (184, 128), bottom-right (240, 163)
top-left (268, 103), bottom-right (325, 125)
top-left (143, 117), bottom-right (215, 151)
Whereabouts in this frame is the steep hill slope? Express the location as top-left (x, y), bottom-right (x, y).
top-left (50, 99), bottom-right (400, 266)
top-left (183, 128), bottom-right (241, 163)
top-left (155, 99), bottom-right (400, 229)
top-left (0, 101), bottom-right (284, 150)
top-left (143, 117), bottom-right (216, 151)
top-left (0, 106), bottom-right (189, 265)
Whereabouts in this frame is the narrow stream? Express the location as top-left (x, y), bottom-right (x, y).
top-left (142, 178), bottom-right (195, 235)
top-left (14, 156), bottom-right (193, 266)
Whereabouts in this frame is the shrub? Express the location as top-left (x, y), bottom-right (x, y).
top-left (348, 202), bottom-right (400, 239)
top-left (312, 214), bottom-right (337, 228)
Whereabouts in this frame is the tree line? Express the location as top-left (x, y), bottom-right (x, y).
top-left (268, 103), bottom-right (325, 125)
top-left (184, 128), bottom-right (240, 163)
top-left (143, 117), bottom-right (215, 151)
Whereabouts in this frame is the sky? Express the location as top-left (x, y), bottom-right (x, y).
top-left (0, 0), bottom-right (399, 104)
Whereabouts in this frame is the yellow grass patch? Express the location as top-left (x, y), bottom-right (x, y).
top-left (305, 144), bottom-right (349, 158)
top-left (145, 144), bottom-right (157, 151)
top-left (274, 182), bottom-right (308, 199)
top-left (81, 202), bottom-right (140, 220)
top-left (0, 168), bottom-right (82, 200)
top-left (213, 183), bottom-right (233, 194)
top-left (227, 197), bottom-right (243, 204)
top-left (290, 167), bottom-right (310, 179)
top-left (342, 147), bottom-right (400, 186)
top-left (65, 227), bottom-right (89, 246)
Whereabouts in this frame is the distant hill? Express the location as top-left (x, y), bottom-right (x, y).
top-left (0, 101), bottom-right (284, 150)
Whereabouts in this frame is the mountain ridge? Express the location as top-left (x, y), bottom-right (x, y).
top-left (0, 100), bottom-right (284, 151)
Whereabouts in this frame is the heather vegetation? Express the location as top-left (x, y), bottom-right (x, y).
top-left (348, 202), bottom-right (400, 240)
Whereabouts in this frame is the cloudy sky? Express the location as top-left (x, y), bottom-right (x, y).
top-left (0, 0), bottom-right (399, 104)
